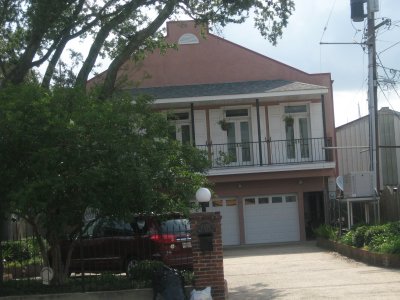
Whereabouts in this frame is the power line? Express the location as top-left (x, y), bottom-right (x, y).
top-left (319, 0), bottom-right (337, 43)
top-left (378, 83), bottom-right (396, 111)
top-left (377, 54), bottom-right (400, 100)
top-left (379, 40), bottom-right (400, 54)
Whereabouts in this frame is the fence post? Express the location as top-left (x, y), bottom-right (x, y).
top-left (190, 212), bottom-right (226, 300)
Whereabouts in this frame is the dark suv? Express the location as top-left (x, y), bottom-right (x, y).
top-left (59, 214), bottom-right (192, 274)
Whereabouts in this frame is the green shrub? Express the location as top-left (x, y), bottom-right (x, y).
top-left (352, 225), bottom-right (369, 248)
top-left (340, 231), bottom-right (354, 246)
top-left (376, 235), bottom-right (400, 254)
top-left (313, 224), bottom-right (337, 240)
top-left (1, 238), bottom-right (41, 263)
top-left (338, 221), bottom-right (400, 254)
top-left (364, 225), bottom-right (386, 247)
top-left (127, 260), bottom-right (193, 288)
top-left (368, 233), bottom-right (390, 252)
top-left (127, 260), bottom-right (166, 282)
top-left (386, 221), bottom-right (400, 236)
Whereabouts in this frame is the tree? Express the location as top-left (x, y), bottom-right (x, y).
top-left (0, 0), bottom-right (295, 96)
top-left (0, 84), bottom-right (209, 284)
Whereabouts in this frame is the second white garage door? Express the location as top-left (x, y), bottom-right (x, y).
top-left (244, 194), bottom-right (300, 244)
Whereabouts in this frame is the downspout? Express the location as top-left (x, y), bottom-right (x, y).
top-left (191, 103), bottom-right (196, 146)
top-left (256, 99), bottom-right (263, 166)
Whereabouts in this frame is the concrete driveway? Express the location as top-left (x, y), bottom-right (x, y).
top-left (223, 241), bottom-right (400, 299)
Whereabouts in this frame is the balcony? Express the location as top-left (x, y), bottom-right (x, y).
top-left (197, 137), bottom-right (333, 170)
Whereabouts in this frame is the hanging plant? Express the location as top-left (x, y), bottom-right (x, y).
top-left (218, 119), bottom-right (229, 131)
top-left (283, 115), bottom-right (294, 126)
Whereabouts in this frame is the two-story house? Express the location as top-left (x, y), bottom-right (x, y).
top-left (90, 20), bottom-right (337, 245)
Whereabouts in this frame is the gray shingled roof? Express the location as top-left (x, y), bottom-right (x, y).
top-left (129, 80), bottom-right (326, 99)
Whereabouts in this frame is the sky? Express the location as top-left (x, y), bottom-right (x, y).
top-left (216, 0), bottom-right (400, 127)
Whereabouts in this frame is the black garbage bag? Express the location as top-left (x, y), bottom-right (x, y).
top-left (152, 265), bottom-right (186, 300)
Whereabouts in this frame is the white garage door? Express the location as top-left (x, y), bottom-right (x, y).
top-left (244, 195), bottom-right (300, 244)
top-left (206, 198), bottom-right (240, 246)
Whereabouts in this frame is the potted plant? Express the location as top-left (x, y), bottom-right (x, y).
top-left (283, 115), bottom-right (294, 126)
top-left (218, 119), bottom-right (229, 131)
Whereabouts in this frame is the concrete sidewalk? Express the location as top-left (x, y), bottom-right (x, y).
top-left (223, 241), bottom-right (400, 299)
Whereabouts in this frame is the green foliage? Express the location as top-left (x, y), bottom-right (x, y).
top-left (128, 260), bottom-right (193, 288)
top-left (0, 268), bottom-right (194, 297)
top-left (374, 236), bottom-right (400, 254)
top-left (0, 0), bottom-right (295, 89)
top-left (313, 224), bottom-right (338, 240)
top-left (352, 225), bottom-right (369, 248)
top-left (128, 260), bottom-right (165, 282)
top-left (337, 222), bottom-right (400, 254)
top-left (0, 83), bottom-right (208, 283)
top-left (215, 151), bottom-right (236, 166)
top-left (2, 238), bottom-right (41, 263)
top-left (0, 274), bottom-right (135, 297)
top-left (339, 231), bottom-right (354, 246)
top-left (0, 84), bottom-right (208, 225)
top-left (364, 226), bottom-right (386, 246)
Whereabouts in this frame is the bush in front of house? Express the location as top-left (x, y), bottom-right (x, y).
top-left (127, 260), bottom-right (193, 288)
top-left (340, 221), bottom-right (400, 254)
top-left (313, 224), bottom-right (338, 240)
top-left (127, 260), bottom-right (166, 285)
top-left (352, 225), bottom-right (369, 248)
top-left (340, 230), bottom-right (354, 246)
top-left (315, 221), bottom-right (400, 255)
top-left (2, 238), bottom-right (41, 265)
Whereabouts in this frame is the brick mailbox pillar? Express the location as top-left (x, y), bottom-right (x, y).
top-left (190, 212), bottom-right (226, 300)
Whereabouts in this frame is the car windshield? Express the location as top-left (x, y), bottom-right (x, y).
top-left (82, 219), bottom-right (133, 237)
top-left (160, 219), bottom-right (190, 235)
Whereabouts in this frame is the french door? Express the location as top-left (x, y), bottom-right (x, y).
top-left (175, 123), bottom-right (191, 144)
top-left (285, 116), bottom-right (310, 161)
top-left (226, 120), bottom-right (252, 165)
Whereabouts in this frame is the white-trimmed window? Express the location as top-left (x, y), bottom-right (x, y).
top-left (283, 104), bottom-right (311, 160)
top-left (178, 33), bottom-right (199, 45)
top-left (168, 111), bottom-right (192, 144)
top-left (243, 194), bottom-right (297, 205)
top-left (222, 107), bottom-right (252, 164)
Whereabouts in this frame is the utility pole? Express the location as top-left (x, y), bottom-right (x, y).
top-left (351, 0), bottom-right (382, 223)
top-left (351, 0), bottom-right (380, 193)
top-left (366, 0), bottom-right (379, 193)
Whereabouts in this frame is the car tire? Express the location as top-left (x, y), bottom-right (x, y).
top-left (126, 258), bottom-right (138, 278)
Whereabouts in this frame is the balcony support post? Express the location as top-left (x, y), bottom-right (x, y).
top-left (191, 103), bottom-right (196, 147)
top-left (321, 94), bottom-right (330, 160)
top-left (256, 98), bottom-right (263, 166)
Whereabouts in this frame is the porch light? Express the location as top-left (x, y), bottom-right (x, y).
top-left (196, 187), bottom-right (211, 212)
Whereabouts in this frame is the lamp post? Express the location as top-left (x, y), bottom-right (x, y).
top-left (196, 187), bottom-right (211, 212)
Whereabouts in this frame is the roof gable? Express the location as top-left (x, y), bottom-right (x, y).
top-left (93, 20), bottom-right (332, 90)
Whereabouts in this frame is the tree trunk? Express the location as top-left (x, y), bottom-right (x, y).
top-left (41, 38), bottom-right (69, 89)
top-left (29, 221), bottom-right (50, 267)
top-left (100, 0), bottom-right (178, 99)
top-left (74, 0), bottom-right (145, 88)
top-left (50, 244), bottom-right (67, 285)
